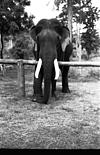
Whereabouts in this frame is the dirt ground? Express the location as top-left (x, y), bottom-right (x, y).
top-left (0, 64), bottom-right (100, 149)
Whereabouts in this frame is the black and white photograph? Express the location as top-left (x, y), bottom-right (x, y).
top-left (0, 0), bottom-right (100, 149)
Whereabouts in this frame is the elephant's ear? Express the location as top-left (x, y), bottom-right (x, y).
top-left (30, 25), bottom-right (42, 53)
top-left (30, 25), bottom-right (42, 41)
top-left (61, 26), bottom-right (70, 52)
top-left (54, 25), bottom-right (70, 52)
top-left (29, 26), bottom-right (38, 53)
top-left (61, 26), bottom-right (70, 41)
top-left (30, 26), bottom-right (36, 41)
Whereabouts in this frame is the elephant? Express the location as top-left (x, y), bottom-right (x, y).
top-left (30, 18), bottom-right (73, 104)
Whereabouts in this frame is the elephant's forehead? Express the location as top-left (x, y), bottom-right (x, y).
top-left (37, 18), bottom-right (61, 29)
top-left (39, 29), bottom-right (57, 39)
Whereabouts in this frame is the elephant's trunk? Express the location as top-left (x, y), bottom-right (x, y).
top-left (35, 58), bottom-right (60, 104)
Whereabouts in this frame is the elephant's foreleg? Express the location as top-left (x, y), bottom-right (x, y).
top-left (61, 66), bottom-right (70, 93)
top-left (51, 68), bottom-right (58, 98)
top-left (51, 79), bottom-right (56, 97)
top-left (32, 66), bottom-right (43, 102)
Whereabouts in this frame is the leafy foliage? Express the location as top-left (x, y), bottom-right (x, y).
top-left (55, 0), bottom-right (100, 57)
top-left (81, 4), bottom-right (100, 57)
top-left (0, 0), bottom-right (34, 34)
top-left (9, 32), bottom-right (34, 59)
top-left (81, 29), bottom-right (100, 57)
top-left (0, 0), bottom-right (34, 58)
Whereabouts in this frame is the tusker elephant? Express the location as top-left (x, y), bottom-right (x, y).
top-left (30, 18), bottom-right (73, 104)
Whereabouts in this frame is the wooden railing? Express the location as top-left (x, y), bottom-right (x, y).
top-left (0, 59), bottom-right (100, 97)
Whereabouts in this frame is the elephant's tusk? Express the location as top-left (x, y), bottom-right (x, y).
top-left (54, 59), bottom-right (60, 80)
top-left (35, 58), bottom-right (42, 78)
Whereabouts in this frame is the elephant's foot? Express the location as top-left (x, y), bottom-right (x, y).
top-left (32, 94), bottom-right (42, 102)
top-left (32, 94), bottom-right (37, 102)
top-left (52, 92), bottom-right (59, 100)
top-left (32, 94), bottom-right (47, 104)
top-left (37, 97), bottom-right (48, 104)
top-left (62, 88), bottom-right (70, 93)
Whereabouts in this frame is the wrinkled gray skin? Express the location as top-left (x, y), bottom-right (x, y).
top-left (30, 18), bottom-right (73, 104)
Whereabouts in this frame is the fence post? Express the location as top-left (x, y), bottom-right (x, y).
top-left (17, 60), bottom-right (25, 97)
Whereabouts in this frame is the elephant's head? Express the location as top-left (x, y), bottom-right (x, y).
top-left (30, 18), bottom-right (70, 103)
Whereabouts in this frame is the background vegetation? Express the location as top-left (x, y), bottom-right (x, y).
top-left (55, 0), bottom-right (100, 59)
top-left (0, 0), bottom-right (34, 59)
top-left (0, 0), bottom-right (100, 60)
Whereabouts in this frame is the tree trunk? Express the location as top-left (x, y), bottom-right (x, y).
top-left (0, 32), bottom-right (3, 59)
top-left (67, 0), bottom-right (73, 42)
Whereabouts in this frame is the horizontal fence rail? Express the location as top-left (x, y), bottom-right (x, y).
top-left (0, 59), bottom-right (100, 66)
top-left (59, 61), bottom-right (100, 67)
top-left (0, 59), bottom-right (100, 97)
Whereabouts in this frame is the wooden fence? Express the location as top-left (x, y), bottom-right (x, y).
top-left (0, 59), bottom-right (100, 97)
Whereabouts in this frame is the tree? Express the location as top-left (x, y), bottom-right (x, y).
top-left (81, 5), bottom-right (100, 58)
top-left (55, 0), bottom-right (92, 24)
top-left (55, 0), bottom-right (73, 41)
top-left (0, 0), bottom-right (34, 59)
top-left (55, 0), bottom-right (100, 57)
top-left (67, 0), bottom-right (73, 41)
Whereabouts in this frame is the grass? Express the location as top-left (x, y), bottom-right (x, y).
top-left (0, 58), bottom-right (100, 149)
